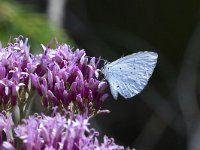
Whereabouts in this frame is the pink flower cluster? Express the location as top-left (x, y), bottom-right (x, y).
top-left (1, 112), bottom-right (132, 150)
top-left (0, 36), bottom-right (108, 115)
top-left (0, 36), bottom-right (134, 150)
top-left (0, 37), bottom-right (35, 110)
top-left (31, 42), bottom-right (108, 115)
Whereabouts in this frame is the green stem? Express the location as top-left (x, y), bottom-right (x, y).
top-left (24, 90), bottom-right (35, 118)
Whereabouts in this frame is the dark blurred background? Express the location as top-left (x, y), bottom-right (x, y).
top-left (1, 0), bottom-right (200, 149)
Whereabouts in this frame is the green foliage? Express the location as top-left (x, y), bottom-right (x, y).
top-left (0, 0), bottom-right (74, 53)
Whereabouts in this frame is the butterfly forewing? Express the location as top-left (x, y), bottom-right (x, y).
top-left (103, 51), bottom-right (158, 99)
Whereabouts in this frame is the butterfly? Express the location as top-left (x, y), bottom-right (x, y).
top-left (102, 51), bottom-right (158, 99)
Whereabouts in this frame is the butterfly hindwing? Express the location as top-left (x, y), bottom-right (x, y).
top-left (103, 51), bottom-right (158, 99)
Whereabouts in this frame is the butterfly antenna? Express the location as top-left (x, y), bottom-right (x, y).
top-left (86, 56), bottom-right (107, 63)
top-left (103, 59), bottom-right (108, 65)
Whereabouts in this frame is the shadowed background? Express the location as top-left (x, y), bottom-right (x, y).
top-left (1, 0), bottom-right (200, 149)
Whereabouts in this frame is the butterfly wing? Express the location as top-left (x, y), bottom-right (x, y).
top-left (103, 51), bottom-right (158, 99)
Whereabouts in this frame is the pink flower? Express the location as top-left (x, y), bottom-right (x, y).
top-left (0, 36), bottom-right (35, 110)
top-left (31, 42), bottom-right (108, 115)
top-left (2, 111), bottom-right (133, 150)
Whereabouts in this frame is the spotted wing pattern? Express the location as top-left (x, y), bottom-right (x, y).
top-left (103, 51), bottom-right (158, 99)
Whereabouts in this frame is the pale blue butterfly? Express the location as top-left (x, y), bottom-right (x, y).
top-left (102, 51), bottom-right (158, 99)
